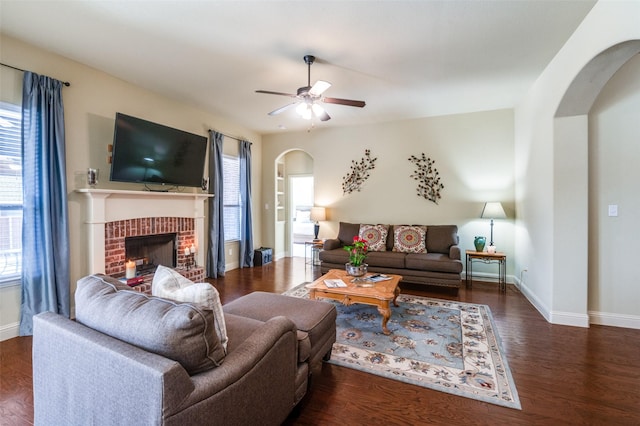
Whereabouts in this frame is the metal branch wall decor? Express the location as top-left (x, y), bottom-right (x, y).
top-left (408, 153), bottom-right (444, 204)
top-left (342, 149), bottom-right (377, 194)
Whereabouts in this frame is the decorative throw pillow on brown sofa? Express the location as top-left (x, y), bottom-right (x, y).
top-left (392, 225), bottom-right (427, 253)
top-left (358, 224), bottom-right (388, 252)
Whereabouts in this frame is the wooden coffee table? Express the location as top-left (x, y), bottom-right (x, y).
top-left (306, 269), bottom-right (402, 335)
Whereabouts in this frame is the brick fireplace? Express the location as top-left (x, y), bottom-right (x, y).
top-left (77, 189), bottom-right (212, 294)
top-left (104, 217), bottom-right (204, 293)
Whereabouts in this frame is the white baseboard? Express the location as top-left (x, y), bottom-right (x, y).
top-left (225, 261), bottom-right (240, 271)
top-left (550, 311), bottom-right (590, 328)
top-left (513, 278), bottom-right (552, 323)
top-left (0, 322), bottom-right (19, 342)
top-left (513, 275), bottom-right (589, 327)
top-left (1, 311), bottom-right (78, 342)
top-left (589, 311), bottom-right (640, 329)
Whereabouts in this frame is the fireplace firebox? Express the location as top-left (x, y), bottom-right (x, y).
top-left (125, 233), bottom-right (177, 273)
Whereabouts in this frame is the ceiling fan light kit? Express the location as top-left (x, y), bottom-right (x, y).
top-left (256, 55), bottom-right (365, 124)
top-left (295, 102), bottom-right (327, 121)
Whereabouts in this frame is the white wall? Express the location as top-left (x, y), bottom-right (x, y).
top-left (263, 109), bottom-right (516, 277)
top-left (515, 0), bottom-right (640, 326)
top-left (588, 53), bottom-right (640, 327)
top-left (0, 34), bottom-right (262, 339)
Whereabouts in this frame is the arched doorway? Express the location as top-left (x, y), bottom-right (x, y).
top-left (273, 149), bottom-right (314, 258)
top-left (554, 40), bottom-right (640, 327)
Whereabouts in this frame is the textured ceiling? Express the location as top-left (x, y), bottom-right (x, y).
top-left (0, 1), bottom-right (596, 134)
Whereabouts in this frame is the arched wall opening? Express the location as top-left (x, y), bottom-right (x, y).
top-left (553, 40), bottom-right (640, 327)
top-left (273, 149), bottom-right (314, 258)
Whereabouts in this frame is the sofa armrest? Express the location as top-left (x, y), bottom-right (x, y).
top-left (168, 316), bottom-right (299, 425)
top-left (323, 238), bottom-right (341, 250)
top-left (33, 312), bottom-right (194, 425)
top-left (449, 244), bottom-right (461, 260)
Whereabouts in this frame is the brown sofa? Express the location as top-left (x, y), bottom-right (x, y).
top-left (319, 222), bottom-right (463, 289)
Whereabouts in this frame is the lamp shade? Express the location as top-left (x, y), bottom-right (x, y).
top-left (480, 202), bottom-right (506, 219)
top-left (310, 206), bottom-right (326, 222)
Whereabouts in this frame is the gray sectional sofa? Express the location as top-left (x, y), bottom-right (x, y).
top-left (319, 222), bottom-right (463, 289)
top-left (32, 274), bottom-right (336, 426)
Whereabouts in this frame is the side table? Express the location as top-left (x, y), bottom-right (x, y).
top-left (304, 240), bottom-right (323, 266)
top-left (465, 250), bottom-right (507, 293)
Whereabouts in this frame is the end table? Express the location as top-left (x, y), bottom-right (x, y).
top-left (465, 250), bottom-right (507, 293)
top-left (304, 240), bottom-right (323, 266)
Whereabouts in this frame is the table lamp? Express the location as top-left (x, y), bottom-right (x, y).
top-left (310, 206), bottom-right (326, 241)
top-left (481, 202), bottom-right (506, 249)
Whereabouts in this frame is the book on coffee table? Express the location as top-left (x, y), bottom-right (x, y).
top-left (324, 279), bottom-right (347, 288)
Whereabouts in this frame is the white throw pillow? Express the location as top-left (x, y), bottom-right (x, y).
top-left (152, 265), bottom-right (228, 352)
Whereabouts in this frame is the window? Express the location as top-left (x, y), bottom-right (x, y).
top-left (0, 101), bottom-right (22, 283)
top-left (223, 155), bottom-right (241, 241)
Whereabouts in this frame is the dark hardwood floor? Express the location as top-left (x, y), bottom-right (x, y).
top-left (2, 257), bottom-right (640, 425)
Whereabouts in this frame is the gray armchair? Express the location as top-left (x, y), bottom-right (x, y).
top-left (32, 275), bottom-right (303, 426)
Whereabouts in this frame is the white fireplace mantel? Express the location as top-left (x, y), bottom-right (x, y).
top-left (76, 189), bottom-right (213, 274)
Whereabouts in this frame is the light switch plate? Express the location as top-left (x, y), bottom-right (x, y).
top-left (608, 204), bottom-right (618, 217)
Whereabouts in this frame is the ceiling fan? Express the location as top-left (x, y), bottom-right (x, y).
top-left (256, 55), bottom-right (366, 122)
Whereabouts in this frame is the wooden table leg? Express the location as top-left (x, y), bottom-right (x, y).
top-left (378, 301), bottom-right (392, 335)
top-left (393, 286), bottom-right (400, 307)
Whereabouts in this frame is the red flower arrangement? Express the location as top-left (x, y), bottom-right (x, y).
top-left (343, 236), bottom-right (368, 266)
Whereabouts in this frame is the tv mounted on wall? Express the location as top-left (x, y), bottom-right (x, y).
top-left (110, 113), bottom-right (207, 189)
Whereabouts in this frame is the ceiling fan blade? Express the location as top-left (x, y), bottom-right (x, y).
top-left (309, 80), bottom-right (331, 97)
top-left (268, 102), bottom-right (298, 116)
top-left (256, 90), bottom-right (297, 98)
top-left (319, 111), bottom-right (331, 122)
top-left (323, 97), bottom-right (366, 108)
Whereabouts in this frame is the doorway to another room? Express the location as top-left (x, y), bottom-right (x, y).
top-left (289, 175), bottom-right (314, 257)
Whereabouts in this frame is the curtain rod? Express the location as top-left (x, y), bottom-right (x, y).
top-left (1, 62), bottom-right (71, 87)
top-left (209, 129), bottom-right (252, 145)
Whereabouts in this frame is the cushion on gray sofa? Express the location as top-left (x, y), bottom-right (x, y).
top-left (75, 274), bottom-right (225, 375)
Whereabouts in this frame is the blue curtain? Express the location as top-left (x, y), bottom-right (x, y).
top-left (19, 72), bottom-right (70, 336)
top-left (207, 131), bottom-right (225, 278)
top-left (238, 140), bottom-right (254, 268)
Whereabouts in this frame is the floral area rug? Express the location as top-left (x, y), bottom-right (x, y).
top-left (283, 283), bottom-right (521, 409)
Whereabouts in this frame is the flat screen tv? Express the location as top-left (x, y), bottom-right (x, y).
top-left (110, 113), bottom-right (207, 188)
